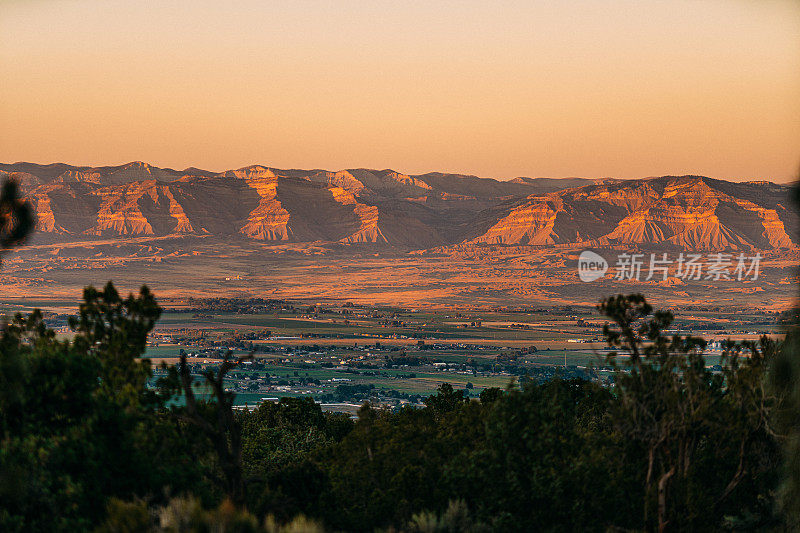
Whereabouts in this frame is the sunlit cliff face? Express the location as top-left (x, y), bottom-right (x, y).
top-left (4, 163), bottom-right (797, 252)
top-left (471, 177), bottom-right (796, 250)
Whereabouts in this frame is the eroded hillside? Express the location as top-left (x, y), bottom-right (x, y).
top-left (1, 162), bottom-right (795, 251)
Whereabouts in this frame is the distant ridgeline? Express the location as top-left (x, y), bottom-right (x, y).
top-left (1, 161), bottom-right (796, 250)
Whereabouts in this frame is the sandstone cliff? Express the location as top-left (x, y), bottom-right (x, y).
top-left (1, 162), bottom-right (794, 251)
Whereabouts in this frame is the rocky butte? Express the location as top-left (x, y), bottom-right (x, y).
top-left (2, 161), bottom-right (795, 252)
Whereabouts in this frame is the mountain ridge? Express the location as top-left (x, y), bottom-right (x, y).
top-left (1, 162), bottom-right (795, 251)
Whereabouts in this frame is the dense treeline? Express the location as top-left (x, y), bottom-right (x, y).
top-left (0, 280), bottom-right (795, 531)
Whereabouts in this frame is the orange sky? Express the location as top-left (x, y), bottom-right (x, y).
top-left (1, 0), bottom-right (799, 181)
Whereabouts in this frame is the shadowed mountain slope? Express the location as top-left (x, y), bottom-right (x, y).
top-left (2, 163), bottom-right (795, 250)
top-left (471, 176), bottom-right (797, 250)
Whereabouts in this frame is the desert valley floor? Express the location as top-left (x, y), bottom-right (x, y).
top-left (1, 236), bottom-right (795, 312)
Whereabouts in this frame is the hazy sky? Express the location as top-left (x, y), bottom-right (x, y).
top-left (1, 0), bottom-right (799, 181)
